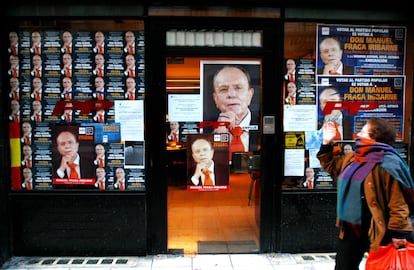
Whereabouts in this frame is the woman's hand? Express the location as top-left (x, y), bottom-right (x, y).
top-left (322, 122), bottom-right (337, 145)
top-left (391, 238), bottom-right (407, 249)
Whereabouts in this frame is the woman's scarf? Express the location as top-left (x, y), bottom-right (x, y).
top-left (337, 137), bottom-right (414, 225)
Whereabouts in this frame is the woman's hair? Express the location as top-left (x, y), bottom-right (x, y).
top-left (367, 117), bottom-right (396, 145)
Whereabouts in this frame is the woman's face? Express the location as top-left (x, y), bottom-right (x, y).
top-left (357, 123), bottom-right (372, 140)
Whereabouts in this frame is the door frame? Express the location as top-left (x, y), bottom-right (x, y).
top-left (145, 17), bottom-right (283, 254)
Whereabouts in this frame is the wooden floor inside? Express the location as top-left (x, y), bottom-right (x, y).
top-left (167, 173), bottom-right (259, 255)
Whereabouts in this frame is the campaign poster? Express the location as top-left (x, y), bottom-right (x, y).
top-left (317, 24), bottom-right (406, 76)
top-left (317, 76), bottom-right (405, 141)
top-left (187, 133), bottom-right (230, 192)
top-left (51, 124), bottom-right (96, 186)
top-left (200, 60), bottom-right (261, 154)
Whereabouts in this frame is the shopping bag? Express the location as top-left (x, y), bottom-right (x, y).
top-left (366, 242), bottom-right (414, 270)
top-left (399, 242), bottom-right (414, 269)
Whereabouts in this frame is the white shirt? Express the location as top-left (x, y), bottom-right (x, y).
top-left (191, 161), bottom-right (215, 186)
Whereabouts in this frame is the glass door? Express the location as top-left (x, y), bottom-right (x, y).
top-left (166, 57), bottom-right (262, 255)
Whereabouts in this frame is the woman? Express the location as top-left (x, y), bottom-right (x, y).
top-left (317, 117), bottom-right (414, 270)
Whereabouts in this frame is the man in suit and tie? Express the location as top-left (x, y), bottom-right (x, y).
top-left (22, 168), bottom-right (33, 190)
top-left (30, 31), bottom-right (42, 55)
top-left (317, 37), bottom-right (353, 75)
top-left (93, 77), bottom-right (105, 100)
top-left (93, 110), bottom-right (105, 123)
top-left (30, 77), bottom-right (42, 101)
top-left (167, 121), bottom-right (180, 143)
top-left (61, 77), bottom-right (73, 100)
top-left (94, 167), bottom-right (106, 190)
top-left (124, 77), bottom-right (137, 100)
top-left (31, 54), bottom-right (43, 78)
top-left (123, 31), bottom-right (135, 55)
top-left (93, 54), bottom-right (105, 77)
top-left (9, 99), bottom-right (20, 123)
top-left (61, 53), bottom-right (73, 77)
top-left (61, 109), bottom-right (73, 123)
top-left (93, 31), bottom-right (105, 54)
top-left (21, 145), bottom-right (33, 168)
top-left (284, 58), bottom-right (297, 82)
top-left (298, 167), bottom-right (316, 189)
top-left (53, 129), bottom-right (94, 180)
top-left (114, 167), bottom-right (126, 190)
top-left (9, 77), bottom-right (20, 100)
top-left (21, 121), bottom-right (32, 145)
top-left (30, 100), bottom-right (42, 123)
top-left (207, 65), bottom-right (260, 161)
top-left (8, 54), bottom-right (19, 78)
top-left (94, 144), bottom-right (106, 168)
top-left (61, 31), bottom-right (73, 54)
top-left (285, 81), bottom-right (297, 105)
top-left (188, 136), bottom-right (229, 187)
top-left (124, 54), bottom-right (136, 77)
top-left (8, 31), bottom-right (19, 56)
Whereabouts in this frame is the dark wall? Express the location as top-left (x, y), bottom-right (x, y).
top-left (280, 191), bottom-right (337, 253)
top-left (10, 193), bottom-right (146, 256)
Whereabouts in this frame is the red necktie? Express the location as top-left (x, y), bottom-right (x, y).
top-left (14, 114), bottom-right (19, 123)
top-left (66, 68), bottom-right (71, 77)
top-left (119, 181), bottom-right (124, 190)
top-left (99, 158), bottom-right (104, 168)
top-left (26, 136), bottom-right (31, 145)
top-left (98, 45), bottom-right (103, 54)
top-left (66, 113), bottom-right (71, 122)
top-left (129, 69), bottom-right (134, 77)
top-left (229, 126), bottom-right (244, 161)
top-left (308, 180), bottom-right (313, 189)
top-left (290, 74), bottom-right (294, 82)
top-left (12, 91), bottom-right (19, 100)
top-left (12, 46), bottom-right (17, 55)
top-left (35, 46), bottom-right (40, 55)
top-left (68, 163), bottom-right (79, 178)
top-left (65, 93), bottom-right (71, 100)
top-left (27, 159), bottom-right (31, 168)
top-left (99, 113), bottom-right (103, 123)
top-left (291, 96), bottom-right (295, 105)
top-left (99, 93), bottom-right (103, 100)
top-left (27, 181), bottom-right (32, 190)
top-left (129, 93), bottom-right (134, 100)
top-left (99, 181), bottom-right (105, 190)
top-left (203, 170), bottom-right (213, 186)
top-left (173, 132), bottom-right (178, 142)
top-left (98, 68), bottom-right (103, 77)
top-left (36, 114), bottom-right (40, 122)
top-left (13, 68), bottom-right (18, 77)
top-left (129, 45), bottom-right (134, 54)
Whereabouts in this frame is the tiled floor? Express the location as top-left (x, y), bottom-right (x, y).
top-left (1, 253), bottom-right (368, 270)
top-left (167, 173), bottom-right (259, 255)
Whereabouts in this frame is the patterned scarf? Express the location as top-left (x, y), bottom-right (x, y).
top-left (337, 137), bottom-right (414, 225)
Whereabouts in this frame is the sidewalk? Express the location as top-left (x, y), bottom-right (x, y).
top-left (1, 253), bottom-right (367, 270)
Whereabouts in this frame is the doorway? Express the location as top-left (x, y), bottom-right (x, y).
top-left (165, 57), bottom-right (262, 255)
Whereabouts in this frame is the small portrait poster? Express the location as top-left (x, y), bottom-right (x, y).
top-left (187, 133), bottom-right (230, 192)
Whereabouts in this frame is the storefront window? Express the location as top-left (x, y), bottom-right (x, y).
top-left (282, 22), bottom-right (409, 190)
top-left (6, 20), bottom-right (146, 191)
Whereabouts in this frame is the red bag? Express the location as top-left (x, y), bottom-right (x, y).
top-left (366, 242), bottom-right (414, 270)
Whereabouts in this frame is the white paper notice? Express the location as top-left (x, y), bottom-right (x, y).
top-left (115, 100), bottom-right (144, 141)
top-left (284, 149), bottom-right (305, 176)
top-left (168, 94), bottom-right (202, 122)
top-left (284, 105), bottom-right (317, 131)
